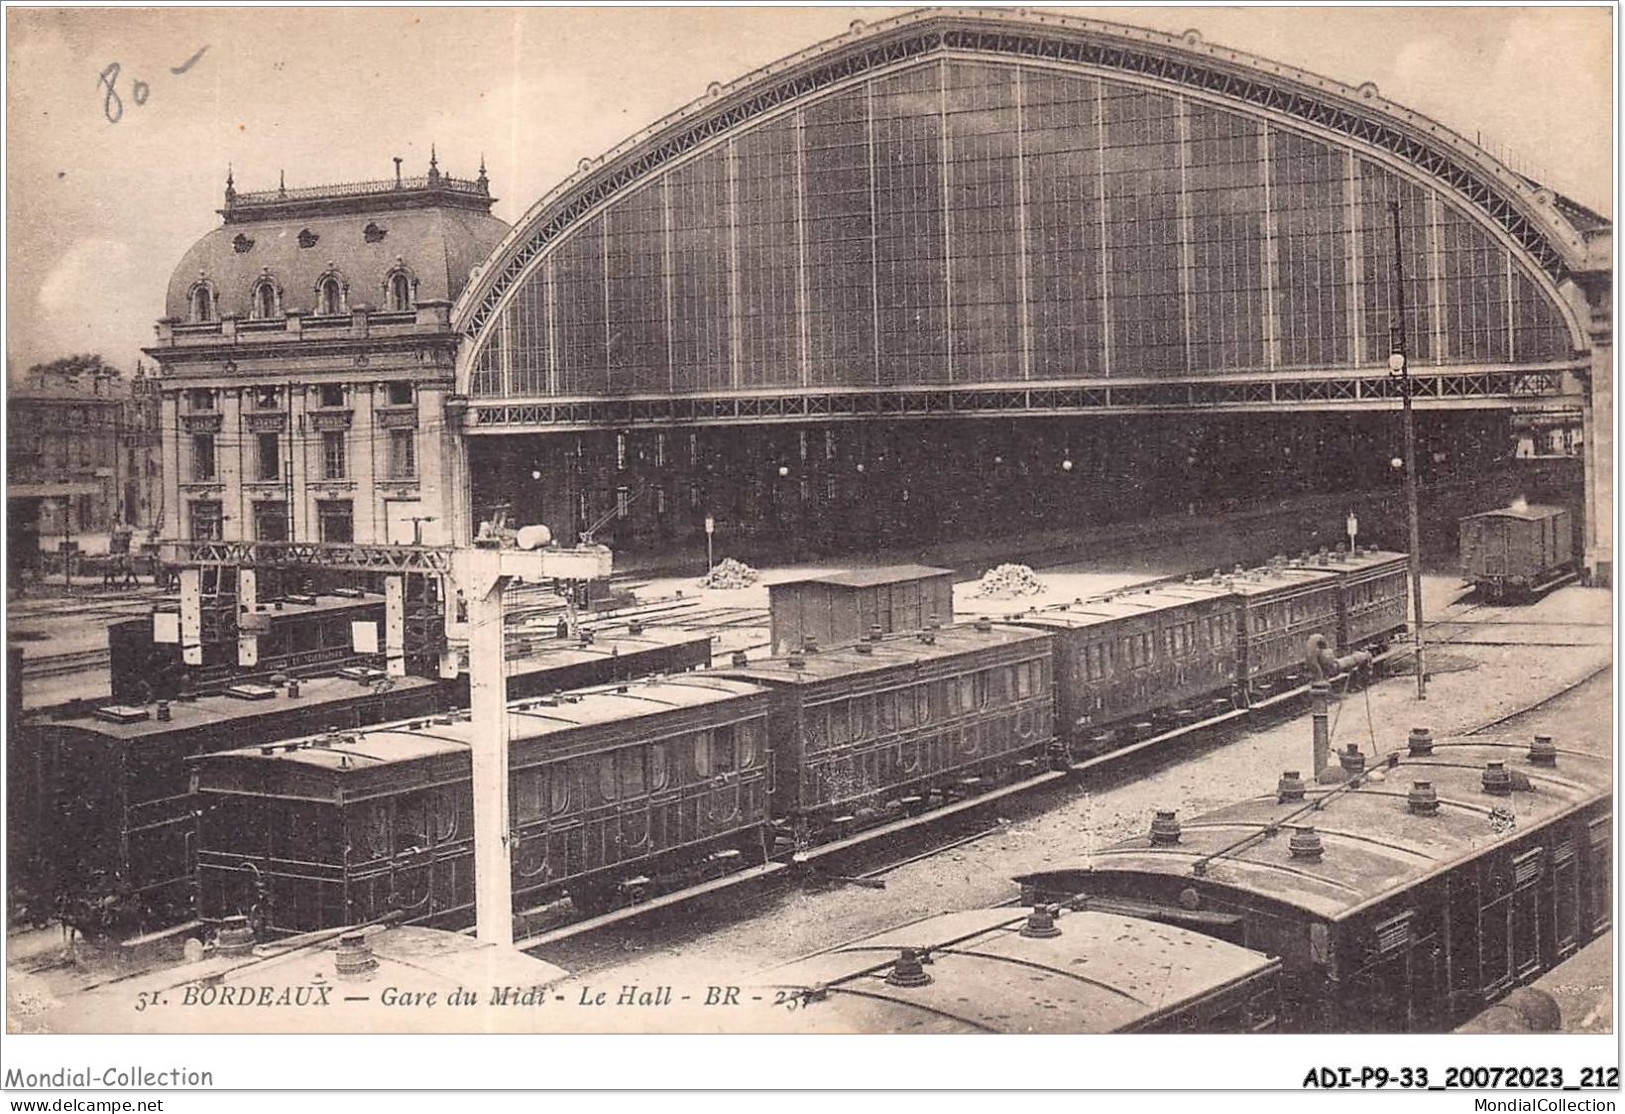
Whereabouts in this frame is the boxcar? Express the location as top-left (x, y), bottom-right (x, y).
top-left (756, 906), bottom-right (1281, 1033)
top-left (1224, 564), bottom-right (1343, 702)
top-left (1460, 504), bottom-right (1575, 600)
top-left (1290, 548), bottom-right (1410, 654)
top-left (1017, 730), bottom-right (1611, 1032)
top-left (715, 620), bottom-right (1055, 849)
top-left (1006, 583), bottom-right (1238, 760)
top-left (768, 565), bottom-right (955, 656)
top-left (12, 674), bottom-right (447, 928)
top-left (193, 675), bottom-right (774, 934)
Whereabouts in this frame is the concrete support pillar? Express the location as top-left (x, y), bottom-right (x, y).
top-left (384, 575), bottom-right (406, 678)
top-left (179, 567), bottom-right (203, 666)
top-left (467, 575), bottom-right (514, 947)
top-left (1584, 339), bottom-right (1612, 586)
top-left (237, 568), bottom-right (259, 667)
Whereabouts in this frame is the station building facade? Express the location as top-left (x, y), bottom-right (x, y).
top-left (148, 157), bottom-right (508, 550)
top-left (449, 10), bottom-right (1610, 580)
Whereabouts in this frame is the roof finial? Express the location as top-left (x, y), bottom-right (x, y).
top-left (393, 157), bottom-right (403, 188)
top-left (225, 164), bottom-right (236, 204)
top-left (278, 169), bottom-right (286, 198)
top-left (427, 143), bottom-right (440, 185)
top-left (476, 153), bottom-right (489, 193)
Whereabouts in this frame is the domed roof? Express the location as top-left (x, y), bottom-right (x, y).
top-left (166, 189), bottom-right (508, 321)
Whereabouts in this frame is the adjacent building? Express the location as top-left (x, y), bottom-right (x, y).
top-left (146, 155), bottom-right (508, 548)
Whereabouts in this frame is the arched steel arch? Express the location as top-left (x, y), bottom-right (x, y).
top-left (452, 7), bottom-right (1596, 430)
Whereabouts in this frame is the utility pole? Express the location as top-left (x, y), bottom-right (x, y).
top-left (1388, 199), bottom-right (1427, 700)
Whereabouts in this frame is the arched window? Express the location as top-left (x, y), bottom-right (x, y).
top-left (317, 276), bottom-right (343, 316)
top-left (387, 272), bottom-right (413, 313)
top-left (189, 285), bottom-right (215, 323)
top-left (252, 280), bottom-right (278, 320)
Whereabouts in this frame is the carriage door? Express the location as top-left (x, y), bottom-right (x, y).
top-left (1510, 847), bottom-right (1545, 981)
top-left (616, 746), bottom-right (652, 858)
top-left (1486, 523), bottom-right (1508, 577)
top-left (1551, 831), bottom-right (1583, 961)
top-left (388, 791), bottom-right (435, 921)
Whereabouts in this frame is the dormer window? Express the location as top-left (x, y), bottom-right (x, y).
top-left (252, 279), bottom-right (279, 320)
top-left (387, 271), bottom-right (413, 313)
top-left (189, 283), bottom-right (216, 323)
top-left (317, 276), bottom-right (344, 316)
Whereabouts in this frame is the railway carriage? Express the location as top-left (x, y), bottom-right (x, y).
top-left (10, 626), bottom-right (711, 930)
top-left (13, 674), bottom-right (447, 927)
top-left (1007, 583), bottom-right (1238, 761)
top-left (714, 620), bottom-right (1055, 849)
top-left (1017, 729), bottom-right (1612, 1032)
top-left (1224, 564), bottom-right (1343, 703)
top-left (194, 676), bottom-right (775, 934)
top-left (1290, 548), bottom-right (1410, 654)
top-left (756, 906), bottom-right (1282, 1033)
top-left (1459, 504), bottom-right (1576, 601)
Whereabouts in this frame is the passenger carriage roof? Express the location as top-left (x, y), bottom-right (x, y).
top-left (758, 907), bottom-right (1278, 1034)
top-left (710, 622), bottom-right (1050, 685)
top-left (1002, 583), bottom-right (1235, 631)
top-left (503, 628), bottom-right (709, 678)
top-left (151, 593), bottom-right (384, 619)
top-left (1015, 734), bottom-right (1611, 923)
top-left (1462, 504), bottom-right (1569, 523)
top-left (30, 674), bottom-right (443, 740)
top-left (1220, 565), bottom-right (1342, 598)
top-left (1287, 548), bottom-right (1409, 575)
top-left (197, 675), bottom-right (769, 773)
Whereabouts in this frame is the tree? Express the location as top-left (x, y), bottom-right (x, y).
top-left (24, 354), bottom-right (124, 387)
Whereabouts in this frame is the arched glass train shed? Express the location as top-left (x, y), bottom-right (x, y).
top-left (448, 9), bottom-right (1609, 571)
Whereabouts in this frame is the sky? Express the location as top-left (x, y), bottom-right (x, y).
top-left (5, 5), bottom-right (1614, 380)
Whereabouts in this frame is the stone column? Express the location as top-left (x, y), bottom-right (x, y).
top-left (352, 382), bottom-right (378, 543)
top-left (417, 384), bottom-right (449, 546)
top-left (290, 385), bottom-right (311, 541)
top-left (220, 387), bottom-right (245, 541)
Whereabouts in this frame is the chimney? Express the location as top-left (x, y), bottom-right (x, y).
top-left (1527, 735), bottom-right (1557, 767)
top-left (334, 931), bottom-right (378, 981)
top-left (802, 634), bottom-right (818, 654)
top-left (1482, 761), bottom-right (1513, 796)
top-left (156, 700), bottom-right (172, 722)
top-left (1408, 780), bottom-right (1439, 815)
top-left (886, 948), bottom-right (932, 988)
top-left (730, 650), bottom-right (749, 667)
top-left (1020, 904), bottom-right (1062, 939)
top-left (1277, 770), bottom-right (1306, 803)
top-left (787, 650), bottom-right (806, 671)
top-left (868, 625), bottom-right (883, 642)
top-left (1289, 827), bottom-right (1325, 861)
top-left (215, 915), bottom-right (255, 957)
top-left (1149, 810), bottom-right (1181, 845)
top-left (286, 679), bottom-right (301, 698)
top-left (1407, 727), bottom-right (1434, 756)
top-left (1338, 744), bottom-right (1366, 778)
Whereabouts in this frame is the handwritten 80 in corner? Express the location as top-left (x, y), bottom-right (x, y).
top-left (98, 45), bottom-right (208, 124)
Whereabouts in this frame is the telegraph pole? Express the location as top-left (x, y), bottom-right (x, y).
top-left (1388, 199), bottom-right (1427, 700)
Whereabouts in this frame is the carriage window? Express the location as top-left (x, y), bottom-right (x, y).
top-left (352, 801), bottom-right (390, 861)
top-left (619, 748), bottom-right (647, 796)
top-left (513, 767), bottom-right (547, 824)
top-left (1016, 663), bottom-right (1034, 698)
top-left (649, 743), bottom-right (670, 791)
top-left (828, 701), bottom-right (851, 745)
top-left (713, 725), bottom-right (736, 774)
top-left (897, 688), bottom-right (917, 728)
top-left (693, 730), bottom-right (712, 778)
top-left (958, 675), bottom-right (976, 712)
top-left (804, 709), bottom-right (827, 750)
top-left (916, 687), bottom-right (932, 725)
top-left (975, 671), bottom-right (992, 708)
top-left (394, 793), bottom-right (428, 854)
top-left (878, 691), bottom-right (898, 732)
top-left (550, 768), bottom-right (572, 815)
top-left (852, 696), bottom-right (874, 740)
top-left (736, 723), bottom-right (758, 769)
top-left (1588, 817), bottom-right (1611, 931)
top-left (597, 754), bottom-right (619, 802)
